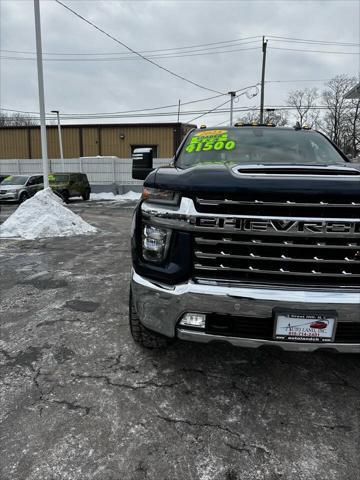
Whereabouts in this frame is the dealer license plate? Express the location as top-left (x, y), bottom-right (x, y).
top-left (274, 311), bottom-right (337, 343)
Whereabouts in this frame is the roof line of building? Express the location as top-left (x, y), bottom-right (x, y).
top-left (0, 122), bottom-right (197, 130)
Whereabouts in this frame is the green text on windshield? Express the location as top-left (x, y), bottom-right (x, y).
top-left (176, 128), bottom-right (346, 169)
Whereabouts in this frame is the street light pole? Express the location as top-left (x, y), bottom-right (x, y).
top-left (228, 91), bottom-right (236, 126)
top-left (51, 110), bottom-right (64, 172)
top-left (33, 0), bottom-right (49, 188)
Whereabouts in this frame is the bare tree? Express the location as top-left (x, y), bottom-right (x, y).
top-left (265, 109), bottom-right (288, 127)
top-left (0, 112), bottom-right (38, 127)
top-left (344, 96), bottom-right (360, 157)
top-left (236, 109), bottom-right (288, 126)
top-left (322, 75), bottom-right (356, 152)
top-left (287, 88), bottom-right (320, 128)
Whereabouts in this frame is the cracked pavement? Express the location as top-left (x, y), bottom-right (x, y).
top-left (0, 200), bottom-right (360, 480)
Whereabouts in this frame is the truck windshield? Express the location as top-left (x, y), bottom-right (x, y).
top-left (176, 128), bottom-right (347, 169)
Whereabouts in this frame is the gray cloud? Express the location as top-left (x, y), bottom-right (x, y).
top-left (0, 0), bottom-right (358, 126)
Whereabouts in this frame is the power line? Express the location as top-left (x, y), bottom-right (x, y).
top-left (0, 83), bottom-right (259, 117)
top-left (187, 98), bottom-right (232, 123)
top-left (0, 36), bottom-right (261, 56)
top-left (3, 43), bottom-right (356, 62)
top-left (268, 35), bottom-right (360, 47)
top-left (0, 46), bottom-right (261, 62)
top-left (270, 46), bottom-right (358, 55)
top-left (266, 78), bottom-right (332, 83)
top-left (53, 0), bottom-right (224, 94)
top-left (3, 33), bottom-right (358, 60)
top-left (1, 93), bottom-right (226, 116)
top-left (3, 104), bottom-right (333, 120)
top-left (0, 105), bottom-right (337, 123)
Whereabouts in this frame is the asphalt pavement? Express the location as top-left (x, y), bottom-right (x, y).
top-left (0, 200), bottom-right (360, 480)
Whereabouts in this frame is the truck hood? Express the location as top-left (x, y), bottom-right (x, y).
top-left (146, 163), bottom-right (360, 202)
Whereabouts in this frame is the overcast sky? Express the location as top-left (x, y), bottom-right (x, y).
top-left (0, 0), bottom-right (359, 126)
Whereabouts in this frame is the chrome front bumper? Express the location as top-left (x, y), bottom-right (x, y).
top-left (131, 271), bottom-right (360, 353)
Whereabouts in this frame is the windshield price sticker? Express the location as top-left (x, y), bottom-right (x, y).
top-left (195, 129), bottom-right (227, 137)
top-left (185, 132), bottom-right (236, 153)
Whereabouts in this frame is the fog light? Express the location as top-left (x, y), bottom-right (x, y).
top-left (142, 224), bottom-right (171, 262)
top-left (179, 313), bottom-right (206, 328)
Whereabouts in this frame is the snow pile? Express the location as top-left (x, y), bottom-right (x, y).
top-left (0, 188), bottom-right (97, 240)
top-left (90, 191), bottom-right (141, 202)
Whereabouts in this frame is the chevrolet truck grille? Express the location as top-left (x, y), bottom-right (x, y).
top-left (193, 195), bottom-right (360, 287)
top-left (193, 219), bottom-right (360, 288)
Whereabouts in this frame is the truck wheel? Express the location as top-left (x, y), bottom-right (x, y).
top-left (82, 188), bottom-right (90, 201)
top-left (129, 292), bottom-right (172, 349)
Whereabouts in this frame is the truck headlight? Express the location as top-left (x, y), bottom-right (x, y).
top-left (142, 224), bottom-right (171, 262)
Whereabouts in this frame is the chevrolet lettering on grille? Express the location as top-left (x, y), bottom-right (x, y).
top-left (196, 217), bottom-right (360, 235)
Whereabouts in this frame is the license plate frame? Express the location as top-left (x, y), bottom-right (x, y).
top-left (274, 309), bottom-right (337, 343)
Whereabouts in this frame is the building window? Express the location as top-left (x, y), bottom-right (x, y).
top-left (131, 145), bottom-right (158, 158)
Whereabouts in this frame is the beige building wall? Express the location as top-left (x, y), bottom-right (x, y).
top-left (0, 129), bottom-right (29, 159)
top-left (100, 125), bottom-right (174, 158)
top-left (0, 124), bottom-right (192, 160)
top-left (82, 127), bottom-right (100, 156)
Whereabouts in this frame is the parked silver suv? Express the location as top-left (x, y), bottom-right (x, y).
top-left (0, 175), bottom-right (43, 203)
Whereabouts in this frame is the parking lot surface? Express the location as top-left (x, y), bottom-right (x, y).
top-left (1, 200), bottom-right (360, 480)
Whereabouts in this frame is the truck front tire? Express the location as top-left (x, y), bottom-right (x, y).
top-left (129, 292), bottom-right (172, 349)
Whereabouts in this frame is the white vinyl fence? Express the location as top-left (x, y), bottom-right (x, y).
top-left (0, 156), bottom-right (171, 186)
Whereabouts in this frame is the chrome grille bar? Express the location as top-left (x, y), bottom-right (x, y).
top-left (196, 198), bottom-right (360, 208)
top-left (194, 195), bottom-right (360, 220)
top-left (194, 252), bottom-right (359, 264)
top-left (195, 237), bottom-right (360, 250)
top-left (195, 263), bottom-right (360, 279)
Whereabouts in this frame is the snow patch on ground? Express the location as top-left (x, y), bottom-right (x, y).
top-left (90, 191), bottom-right (141, 202)
top-left (0, 188), bottom-right (97, 240)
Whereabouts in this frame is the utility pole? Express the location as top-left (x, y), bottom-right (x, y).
top-left (259, 36), bottom-right (267, 124)
top-left (228, 91), bottom-right (236, 126)
top-left (177, 99), bottom-right (181, 123)
top-left (51, 110), bottom-right (64, 172)
top-left (34, 0), bottom-right (49, 188)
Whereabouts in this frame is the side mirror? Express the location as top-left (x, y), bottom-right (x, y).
top-left (132, 148), bottom-right (154, 180)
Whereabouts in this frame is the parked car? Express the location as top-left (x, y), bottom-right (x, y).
top-left (0, 174), bottom-right (43, 203)
top-left (48, 173), bottom-right (91, 202)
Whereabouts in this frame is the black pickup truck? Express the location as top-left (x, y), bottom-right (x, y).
top-left (129, 125), bottom-right (360, 352)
